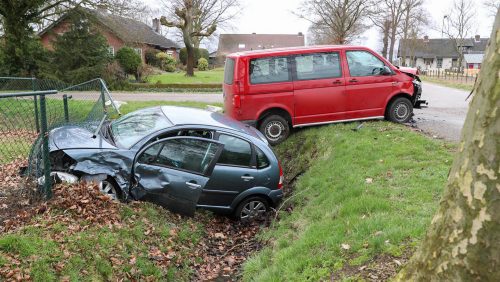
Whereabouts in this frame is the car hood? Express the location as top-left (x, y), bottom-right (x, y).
top-left (398, 67), bottom-right (419, 76)
top-left (50, 126), bottom-right (117, 150)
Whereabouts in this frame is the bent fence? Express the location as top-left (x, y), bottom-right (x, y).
top-left (0, 78), bottom-right (120, 200)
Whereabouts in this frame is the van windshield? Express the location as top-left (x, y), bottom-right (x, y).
top-left (224, 58), bottom-right (235, 84)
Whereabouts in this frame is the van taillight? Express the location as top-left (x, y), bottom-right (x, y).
top-left (278, 162), bottom-right (284, 189)
top-left (233, 94), bottom-right (241, 108)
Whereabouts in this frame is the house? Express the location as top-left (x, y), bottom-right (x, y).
top-left (397, 35), bottom-right (488, 71)
top-left (215, 33), bottom-right (305, 64)
top-left (39, 9), bottom-right (180, 62)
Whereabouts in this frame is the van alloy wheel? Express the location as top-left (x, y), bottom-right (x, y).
top-left (394, 103), bottom-right (410, 121)
top-left (99, 180), bottom-right (118, 200)
top-left (240, 200), bottom-right (267, 220)
top-left (265, 121), bottom-right (285, 142)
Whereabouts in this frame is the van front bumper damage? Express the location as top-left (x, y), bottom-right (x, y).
top-left (412, 79), bottom-right (427, 109)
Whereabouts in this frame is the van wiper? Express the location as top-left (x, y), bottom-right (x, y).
top-left (92, 114), bottom-right (108, 139)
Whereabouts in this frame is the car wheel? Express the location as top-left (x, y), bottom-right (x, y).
top-left (99, 180), bottom-right (120, 201)
top-left (387, 97), bottom-right (413, 123)
top-left (235, 196), bottom-right (269, 221)
top-left (259, 115), bottom-right (290, 145)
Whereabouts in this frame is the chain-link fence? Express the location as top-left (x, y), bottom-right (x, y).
top-left (0, 77), bottom-right (120, 202)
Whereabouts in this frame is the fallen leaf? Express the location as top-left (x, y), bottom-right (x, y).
top-left (341, 243), bottom-right (350, 250)
top-left (365, 178), bottom-right (373, 184)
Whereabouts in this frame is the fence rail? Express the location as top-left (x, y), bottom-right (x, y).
top-left (0, 77), bottom-right (119, 200)
top-left (420, 69), bottom-right (478, 85)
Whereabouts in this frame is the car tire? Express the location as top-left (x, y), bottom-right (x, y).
top-left (259, 115), bottom-right (290, 145)
top-left (234, 196), bottom-right (269, 221)
top-left (386, 97), bottom-right (413, 123)
top-left (99, 179), bottom-right (122, 201)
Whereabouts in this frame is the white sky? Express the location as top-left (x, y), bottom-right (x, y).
top-left (145, 0), bottom-right (497, 53)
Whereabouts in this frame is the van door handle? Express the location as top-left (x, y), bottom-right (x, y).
top-left (332, 80), bottom-right (342, 85)
top-left (349, 79), bottom-right (358, 83)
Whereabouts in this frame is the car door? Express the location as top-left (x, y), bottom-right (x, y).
top-left (132, 137), bottom-right (224, 216)
top-left (199, 133), bottom-right (256, 207)
top-left (292, 51), bottom-right (347, 125)
top-left (344, 50), bottom-right (395, 119)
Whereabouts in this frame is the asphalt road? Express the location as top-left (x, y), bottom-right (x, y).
top-left (415, 82), bottom-right (469, 142)
top-left (107, 82), bottom-right (468, 142)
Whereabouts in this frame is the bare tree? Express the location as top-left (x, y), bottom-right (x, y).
top-left (98, 0), bottom-right (155, 23)
top-left (398, 0), bottom-right (427, 66)
top-left (395, 10), bottom-right (499, 280)
top-left (296, 0), bottom-right (371, 45)
top-left (443, 0), bottom-right (476, 71)
top-left (483, 0), bottom-right (500, 17)
top-left (160, 0), bottom-right (239, 76)
top-left (369, 8), bottom-right (392, 58)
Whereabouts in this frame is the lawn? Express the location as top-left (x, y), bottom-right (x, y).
top-left (148, 68), bottom-right (224, 84)
top-left (243, 122), bottom-right (455, 281)
top-left (420, 76), bottom-right (474, 91)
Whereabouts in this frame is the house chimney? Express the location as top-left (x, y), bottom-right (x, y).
top-left (475, 35), bottom-right (480, 42)
top-left (152, 18), bottom-right (160, 33)
top-left (423, 35), bottom-right (429, 42)
top-left (252, 32), bottom-right (256, 34)
top-left (298, 32), bottom-right (303, 36)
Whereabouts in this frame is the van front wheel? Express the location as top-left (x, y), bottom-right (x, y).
top-left (259, 115), bottom-right (290, 145)
top-left (386, 97), bottom-right (413, 123)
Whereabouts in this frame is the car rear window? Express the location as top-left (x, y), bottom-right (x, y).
top-left (250, 57), bottom-right (290, 84)
top-left (224, 58), bottom-right (235, 85)
top-left (217, 134), bottom-right (252, 167)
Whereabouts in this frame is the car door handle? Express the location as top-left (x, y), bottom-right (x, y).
top-left (349, 79), bottom-right (358, 83)
top-left (241, 175), bottom-right (254, 180)
top-left (332, 80), bottom-right (342, 85)
top-left (185, 182), bottom-right (201, 189)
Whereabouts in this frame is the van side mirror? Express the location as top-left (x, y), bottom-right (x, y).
top-left (382, 66), bottom-right (393, 75)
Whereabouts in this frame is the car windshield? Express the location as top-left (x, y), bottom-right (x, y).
top-left (111, 108), bottom-right (172, 148)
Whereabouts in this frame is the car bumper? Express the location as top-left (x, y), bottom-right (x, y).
top-left (268, 189), bottom-right (283, 207)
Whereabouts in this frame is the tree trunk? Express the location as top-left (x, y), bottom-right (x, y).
top-left (183, 5), bottom-right (195, 77)
top-left (388, 28), bottom-right (397, 63)
top-left (381, 20), bottom-right (390, 59)
top-left (395, 11), bottom-right (500, 281)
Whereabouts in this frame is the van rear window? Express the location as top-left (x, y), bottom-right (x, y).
top-left (224, 58), bottom-right (235, 85)
top-left (250, 57), bottom-right (290, 84)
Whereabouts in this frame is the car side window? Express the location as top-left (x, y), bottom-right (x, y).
top-left (137, 143), bottom-right (163, 164)
top-left (217, 134), bottom-right (252, 167)
top-left (140, 139), bottom-right (219, 175)
top-left (346, 50), bottom-right (386, 77)
top-left (256, 147), bottom-right (270, 169)
top-left (295, 52), bottom-right (342, 80)
top-left (250, 57), bottom-right (290, 84)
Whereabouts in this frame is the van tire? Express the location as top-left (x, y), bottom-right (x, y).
top-left (386, 97), bottom-right (413, 123)
top-left (259, 115), bottom-right (290, 145)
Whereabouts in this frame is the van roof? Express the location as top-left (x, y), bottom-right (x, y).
top-left (227, 45), bottom-right (370, 57)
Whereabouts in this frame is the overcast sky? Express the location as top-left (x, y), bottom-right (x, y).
top-left (145, 0), bottom-right (497, 53)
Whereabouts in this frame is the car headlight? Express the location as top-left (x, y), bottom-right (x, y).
top-left (413, 79), bottom-right (421, 86)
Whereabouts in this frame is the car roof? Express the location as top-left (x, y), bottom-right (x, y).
top-left (159, 106), bottom-right (261, 138)
top-left (227, 45), bottom-right (370, 57)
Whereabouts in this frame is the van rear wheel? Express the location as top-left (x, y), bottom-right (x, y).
top-left (259, 115), bottom-right (290, 145)
top-left (386, 97), bottom-right (413, 123)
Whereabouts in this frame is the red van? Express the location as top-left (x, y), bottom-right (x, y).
top-left (223, 46), bottom-right (424, 145)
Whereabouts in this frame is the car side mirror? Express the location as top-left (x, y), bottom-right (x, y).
top-left (382, 66), bottom-right (393, 75)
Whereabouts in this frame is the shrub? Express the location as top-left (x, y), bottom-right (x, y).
top-left (137, 64), bottom-right (154, 83)
top-left (115, 47), bottom-right (142, 80)
top-left (179, 48), bottom-right (209, 65)
top-left (145, 49), bottom-right (161, 67)
top-left (101, 61), bottom-right (129, 90)
top-left (156, 52), bottom-right (177, 72)
top-left (197, 58), bottom-right (209, 71)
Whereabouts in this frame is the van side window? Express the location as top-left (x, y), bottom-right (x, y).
top-left (346, 51), bottom-right (386, 77)
top-left (250, 57), bottom-right (290, 84)
top-left (295, 52), bottom-right (342, 80)
top-left (224, 58), bottom-right (235, 84)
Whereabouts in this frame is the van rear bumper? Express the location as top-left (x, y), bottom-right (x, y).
top-left (241, 120), bottom-right (257, 127)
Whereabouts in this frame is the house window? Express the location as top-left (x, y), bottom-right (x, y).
top-left (166, 50), bottom-right (174, 55)
top-left (424, 58), bottom-right (433, 66)
top-left (238, 43), bottom-right (246, 49)
top-left (437, 58), bottom-right (443, 68)
top-left (134, 48), bottom-right (143, 57)
top-left (108, 47), bottom-right (115, 56)
top-left (452, 59), bottom-right (458, 67)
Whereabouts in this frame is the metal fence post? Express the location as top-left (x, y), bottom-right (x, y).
top-left (100, 82), bottom-right (107, 114)
top-left (39, 94), bottom-right (52, 198)
top-left (63, 94), bottom-right (70, 123)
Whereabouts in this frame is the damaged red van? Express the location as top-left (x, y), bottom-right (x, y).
top-left (223, 45), bottom-right (424, 145)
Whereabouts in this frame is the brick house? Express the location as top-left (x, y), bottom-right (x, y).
top-left (397, 35), bottom-right (488, 71)
top-left (39, 9), bottom-right (180, 62)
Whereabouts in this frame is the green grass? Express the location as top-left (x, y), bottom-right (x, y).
top-left (0, 203), bottom-right (206, 281)
top-left (148, 68), bottom-right (224, 84)
top-left (242, 122), bottom-right (455, 281)
top-left (421, 76), bottom-right (474, 91)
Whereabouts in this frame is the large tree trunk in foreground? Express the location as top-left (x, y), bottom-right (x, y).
top-left (395, 11), bottom-right (499, 281)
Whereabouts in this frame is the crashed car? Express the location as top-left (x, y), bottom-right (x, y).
top-left (48, 106), bottom-right (284, 219)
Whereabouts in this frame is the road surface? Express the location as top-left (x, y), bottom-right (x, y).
top-left (104, 82), bottom-right (469, 142)
top-left (415, 82), bottom-right (469, 142)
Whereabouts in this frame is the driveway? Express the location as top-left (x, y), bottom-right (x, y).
top-left (107, 82), bottom-right (468, 142)
top-left (414, 82), bottom-right (470, 142)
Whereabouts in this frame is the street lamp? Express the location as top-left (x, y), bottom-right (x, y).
top-left (441, 15), bottom-right (448, 38)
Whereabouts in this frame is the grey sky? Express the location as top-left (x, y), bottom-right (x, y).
top-left (145, 0), bottom-right (496, 52)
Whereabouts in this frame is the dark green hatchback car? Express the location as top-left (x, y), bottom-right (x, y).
top-left (48, 106), bottom-right (284, 220)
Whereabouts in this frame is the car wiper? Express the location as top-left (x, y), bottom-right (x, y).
top-left (92, 114), bottom-right (108, 139)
